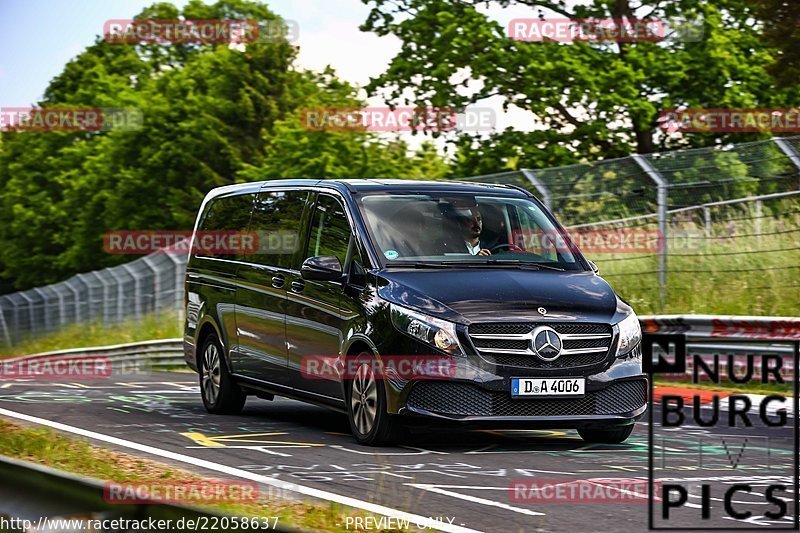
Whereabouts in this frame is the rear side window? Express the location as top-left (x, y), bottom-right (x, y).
top-left (248, 190), bottom-right (310, 268)
top-left (306, 194), bottom-right (351, 267)
top-left (196, 194), bottom-right (255, 258)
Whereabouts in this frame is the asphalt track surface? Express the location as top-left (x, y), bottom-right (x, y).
top-left (0, 372), bottom-right (796, 532)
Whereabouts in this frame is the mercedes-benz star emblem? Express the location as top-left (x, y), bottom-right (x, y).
top-left (531, 326), bottom-right (562, 361)
top-left (537, 307), bottom-right (547, 315)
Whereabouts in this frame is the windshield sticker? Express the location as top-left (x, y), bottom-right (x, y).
top-left (384, 250), bottom-right (399, 260)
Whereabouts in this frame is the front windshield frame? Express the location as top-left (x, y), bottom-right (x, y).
top-left (353, 189), bottom-right (590, 271)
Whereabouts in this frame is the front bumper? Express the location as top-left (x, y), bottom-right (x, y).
top-left (381, 330), bottom-right (647, 426)
top-left (398, 375), bottom-right (647, 426)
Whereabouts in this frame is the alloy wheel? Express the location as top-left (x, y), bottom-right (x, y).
top-left (201, 342), bottom-right (221, 405)
top-left (350, 362), bottom-right (378, 435)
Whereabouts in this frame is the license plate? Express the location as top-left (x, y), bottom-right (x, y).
top-left (511, 377), bottom-right (586, 398)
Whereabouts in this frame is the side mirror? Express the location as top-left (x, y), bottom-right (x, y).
top-left (588, 260), bottom-right (600, 274)
top-left (301, 255), bottom-right (344, 282)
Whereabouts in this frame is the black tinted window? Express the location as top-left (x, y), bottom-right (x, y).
top-left (248, 190), bottom-right (309, 268)
top-left (196, 194), bottom-right (254, 258)
top-left (306, 194), bottom-right (351, 266)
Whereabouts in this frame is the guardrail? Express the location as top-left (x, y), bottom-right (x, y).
top-left (2, 338), bottom-right (184, 371)
top-left (640, 314), bottom-right (800, 341)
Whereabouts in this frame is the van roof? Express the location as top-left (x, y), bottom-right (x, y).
top-left (209, 178), bottom-right (530, 200)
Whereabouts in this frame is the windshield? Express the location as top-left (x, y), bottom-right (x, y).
top-left (357, 192), bottom-right (584, 270)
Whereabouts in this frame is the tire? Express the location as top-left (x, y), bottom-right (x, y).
top-left (198, 333), bottom-right (246, 415)
top-left (346, 352), bottom-right (401, 446)
top-left (578, 424), bottom-right (634, 444)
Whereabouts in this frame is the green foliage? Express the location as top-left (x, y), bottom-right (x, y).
top-left (361, 0), bottom-right (800, 175)
top-left (747, 0), bottom-right (800, 87)
top-left (240, 69), bottom-right (450, 180)
top-left (0, 1), bottom-right (449, 293)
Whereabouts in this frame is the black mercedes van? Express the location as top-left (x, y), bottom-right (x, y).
top-left (183, 179), bottom-right (646, 445)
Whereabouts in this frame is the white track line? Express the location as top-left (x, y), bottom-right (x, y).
top-left (0, 408), bottom-right (481, 533)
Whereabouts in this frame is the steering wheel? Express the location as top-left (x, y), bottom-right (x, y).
top-left (488, 243), bottom-right (525, 253)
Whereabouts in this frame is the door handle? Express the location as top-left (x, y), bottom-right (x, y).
top-left (271, 275), bottom-right (285, 288)
top-left (290, 280), bottom-right (305, 293)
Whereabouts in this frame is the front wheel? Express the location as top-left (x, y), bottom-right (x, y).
top-left (347, 353), bottom-right (401, 446)
top-left (199, 333), bottom-right (246, 415)
top-left (578, 424), bottom-right (634, 444)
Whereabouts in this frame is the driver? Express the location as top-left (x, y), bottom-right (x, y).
top-left (458, 207), bottom-right (491, 256)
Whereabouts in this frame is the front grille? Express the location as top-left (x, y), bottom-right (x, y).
top-left (471, 339), bottom-right (530, 351)
top-left (489, 352), bottom-right (602, 369)
top-left (406, 379), bottom-right (647, 418)
top-left (467, 322), bottom-right (614, 370)
top-left (470, 323), bottom-right (609, 336)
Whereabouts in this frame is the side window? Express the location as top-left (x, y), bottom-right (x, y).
top-left (195, 194), bottom-right (255, 258)
top-left (305, 194), bottom-right (352, 267)
top-left (512, 204), bottom-right (562, 262)
top-left (248, 190), bottom-right (309, 268)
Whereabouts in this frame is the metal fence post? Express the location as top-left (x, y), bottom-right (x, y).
top-left (53, 283), bottom-right (67, 328)
top-left (773, 137), bottom-right (800, 188)
top-left (65, 278), bottom-right (82, 324)
top-left (519, 169), bottom-right (553, 212)
top-left (122, 264), bottom-right (142, 321)
top-left (31, 288), bottom-right (49, 333)
top-left (19, 292), bottom-right (36, 340)
top-left (75, 274), bottom-right (91, 323)
top-left (632, 154), bottom-right (669, 307)
top-left (94, 270), bottom-right (112, 328)
top-left (106, 267), bottom-right (126, 324)
top-left (142, 256), bottom-right (159, 318)
top-left (0, 307), bottom-right (10, 349)
top-left (0, 297), bottom-right (12, 348)
top-left (164, 253), bottom-right (185, 332)
top-left (754, 199), bottom-right (762, 245)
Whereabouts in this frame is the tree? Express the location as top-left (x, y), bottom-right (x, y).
top-left (0, 0), bottom-right (449, 292)
top-left (361, 0), bottom-right (800, 175)
top-left (747, 0), bottom-right (800, 87)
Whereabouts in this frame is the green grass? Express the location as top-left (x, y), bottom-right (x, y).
top-left (592, 198), bottom-right (800, 315)
top-left (4, 312), bottom-right (182, 358)
top-left (0, 419), bottom-right (412, 532)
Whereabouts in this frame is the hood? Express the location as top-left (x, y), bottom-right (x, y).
top-left (377, 268), bottom-right (625, 324)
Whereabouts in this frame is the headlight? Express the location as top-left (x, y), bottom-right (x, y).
top-left (616, 312), bottom-right (641, 356)
top-left (390, 303), bottom-right (464, 356)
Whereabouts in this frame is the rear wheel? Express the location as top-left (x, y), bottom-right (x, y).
top-left (347, 353), bottom-right (400, 446)
top-left (199, 333), bottom-right (246, 415)
top-left (578, 424), bottom-right (634, 444)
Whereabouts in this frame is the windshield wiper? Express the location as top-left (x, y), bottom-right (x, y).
top-left (440, 259), bottom-right (566, 271)
top-left (384, 259), bottom-right (566, 271)
top-left (384, 261), bottom-right (451, 269)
